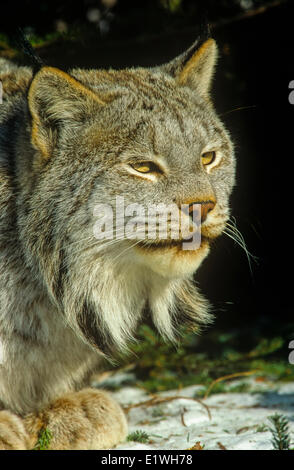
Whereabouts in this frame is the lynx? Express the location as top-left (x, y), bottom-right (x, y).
top-left (0, 38), bottom-right (235, 449)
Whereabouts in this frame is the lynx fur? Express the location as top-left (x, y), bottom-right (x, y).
top-left (0, 38), bottom-right (235, 449)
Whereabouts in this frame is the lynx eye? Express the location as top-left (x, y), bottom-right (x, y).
top-left (201, 151), bottom-right (216, 166)
top-left (130, 162), bottom-right (162, 174)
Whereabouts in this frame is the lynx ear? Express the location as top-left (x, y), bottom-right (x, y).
top-left (28, 66), bottom-right (105, 160)
top-left (161, 38), bottom-right (218, 97)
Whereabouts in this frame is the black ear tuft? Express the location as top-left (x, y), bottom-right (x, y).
top-left (11, 28), bottom-right (45, 74)
top-left (197, 10), bottom-right (211, 44)
top-left (158, 9), bottom-right (212, 76)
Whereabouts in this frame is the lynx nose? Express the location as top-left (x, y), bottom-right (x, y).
top-left (189, 200), bottom-right (216, 223)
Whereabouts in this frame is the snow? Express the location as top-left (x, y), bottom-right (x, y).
top-left (99, 378), bottom-right (294, 450)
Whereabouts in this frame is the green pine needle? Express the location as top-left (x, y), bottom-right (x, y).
top-left (127, 430), bottom-right (150, 444)
top-left (268, 414), bottom-right (291, 450)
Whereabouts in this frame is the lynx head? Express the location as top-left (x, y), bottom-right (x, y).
top-left (22, 38), bottom-right (235, 355)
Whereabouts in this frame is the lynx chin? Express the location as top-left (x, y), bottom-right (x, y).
top-left (0, 37), bottom-right (235, 449)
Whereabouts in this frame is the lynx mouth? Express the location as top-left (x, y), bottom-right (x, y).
top-left (136, 235), bottom-right (210, 251)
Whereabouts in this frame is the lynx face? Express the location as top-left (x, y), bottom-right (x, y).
top-left (14, 38), bottom-right (235, 351)
top-left (26, 39), bottom-right (235, 283)
top-left (86, 82), bottom-right (234, 279)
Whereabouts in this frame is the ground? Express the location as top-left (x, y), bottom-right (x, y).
top-left (91, 372), bottom-right (294, 450)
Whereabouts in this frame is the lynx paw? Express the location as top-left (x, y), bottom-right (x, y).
top-left (24, 388), bottom-right (128, 450)
top-left (0, 410), bottom-right (33, 450)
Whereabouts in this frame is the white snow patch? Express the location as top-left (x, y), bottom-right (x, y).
top-left (105, 380), bottom-right (294, 450)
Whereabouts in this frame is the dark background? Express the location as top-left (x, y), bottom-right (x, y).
top-left (1, 0), bottom-right (293, 350)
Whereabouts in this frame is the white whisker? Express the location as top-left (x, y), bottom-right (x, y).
top-left (112, 238), bottom-right (144, 266)
top-left (223, 218), bottom-right (258, 276)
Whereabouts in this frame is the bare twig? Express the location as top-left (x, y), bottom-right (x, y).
top-left (123, 394), bottom-right (211, 420)
top-left (211, 0), bottom-right (288, 30)
top-left (0, 0), bottom-right (289, 60)
top-left (217, 441), bottom-right (227, 450)
top-left (180, 407), bottom-right (188, 427)
top-left (203, 370), bottom-right (259, 400)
